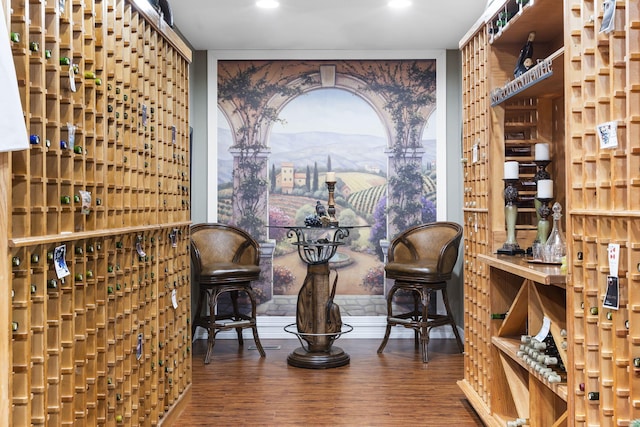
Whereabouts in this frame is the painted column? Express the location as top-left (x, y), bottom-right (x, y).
top-left (229, 146), bottom-right (271, 241)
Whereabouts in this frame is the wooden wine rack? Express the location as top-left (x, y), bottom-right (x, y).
top-left (565, 0), bottom-right (639, 424)
top-left (459, 0), bottom-right (569, 425)
top-left (460, 19), bottom-right (492, 410)
top-left (460, 0), bottom-right (640, 425)
top-left (5, 0), bottom-right (192, 425)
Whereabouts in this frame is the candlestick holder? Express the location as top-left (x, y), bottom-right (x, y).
top-left (498, 178), bottom-right (525, 255)
top-left (534, 160), bottom-right (551, 181)
top-left (533, 160), bottom-right (552, 223)
top-left (326, 180), bottom-right (339, 226)
top-left (534, 197), bottom-right (553, 244)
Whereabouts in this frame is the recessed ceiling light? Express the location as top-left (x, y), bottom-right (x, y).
top-left (388, 0), bottom-right (412, 8)
top-left (256, 0), bottom-right (280, 8)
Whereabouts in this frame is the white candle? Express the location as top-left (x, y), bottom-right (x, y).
top-left (326, 172), bottom-right (336, 182)
top-left (535, 143), bottom-right (550, 161)
top-left (504, 161), bottom-right (519, 179)
top-left (537, 179), bottom-right (554, 198)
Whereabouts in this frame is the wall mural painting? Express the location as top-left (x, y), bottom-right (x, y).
top-left (217, 59), bottom-right (438, 317)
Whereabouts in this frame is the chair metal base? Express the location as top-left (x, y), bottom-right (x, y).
top-left (377, 281), bottom-right (463, 363)
top-left (192, 283), bottom-right (266, 364)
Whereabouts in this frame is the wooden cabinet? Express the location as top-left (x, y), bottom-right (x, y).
top-left (458, 0), bottom-right (568, 425)
top-left (480, 254), bottom-right (567, 425)
top-left (460, 0), bottom-right (640, 425)
top-left (5, 0), bottom-right (192, 425)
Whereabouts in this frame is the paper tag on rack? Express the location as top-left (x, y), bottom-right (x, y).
top-left (597, 121), bottom-right (618, 149)
top-left (68, 67), bottom-right (76, 93)
top-left (534, 316), bottom-right (551, 343)
top-left (142, 104), bottom-right (148, 127)
top-left (136, 241), bottom-right (146, 258)
top-left (608, 243), bottom-right (620, 277)
top-left (600, 0), bottom-right (616, 34)
top-left (604, 243), bottom-right (620, 310)
top-left (136, 333), bottom-right (143, 360)
top-left (472, 143), bottom-right (479, 163)
top-left (171, 289), bottom-right (178, 309)
top-left (54, 245), bottom-right (70, 279)
top-left (603, 276), bottom-right (619, 310)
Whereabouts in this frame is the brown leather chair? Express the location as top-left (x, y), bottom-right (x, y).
top-left (377, 222), bottom-right (464, 363)
top-left (190, 223), bottom-right (266, 364)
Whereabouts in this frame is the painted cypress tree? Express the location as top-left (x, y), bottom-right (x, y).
top-left (270, 164), bottom-right (276, 192)
top-left (312, 162), bottom-right (318, 192)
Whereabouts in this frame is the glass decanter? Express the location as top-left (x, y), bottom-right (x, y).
top-left (544, 202), bottom-right (566, 263)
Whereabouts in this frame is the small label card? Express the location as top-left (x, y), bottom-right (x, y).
top-left (597, 121), bottom-right (618, 149)
top-left (171, 289), bottom-right (178, 309)
top-left (534, 316), bottom-right (552, 343)
top-left (604, 243), bottom-right (620, 310)
top-left (603, 276), bottom-right (619, 310)
top-left (136, 333), bottom-right (143, 360)
top-left (54, 245), bottom-right (70, 279)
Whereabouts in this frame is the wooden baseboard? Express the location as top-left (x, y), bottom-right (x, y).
top-left (457, 379), bottom-right (502, 427)
top-left (158, 384), bottom-right (192, 427)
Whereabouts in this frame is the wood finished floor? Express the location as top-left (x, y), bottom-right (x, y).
top-left (174, 338), bottom-right (484, 427)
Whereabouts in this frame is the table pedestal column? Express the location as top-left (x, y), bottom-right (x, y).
top-left (287, 262), bottom-right (350, 369)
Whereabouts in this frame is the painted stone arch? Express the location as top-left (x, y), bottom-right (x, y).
top-left (268, 66), bottom-right (395, 147)
top-left (218, 64), bottom-right (400, 149)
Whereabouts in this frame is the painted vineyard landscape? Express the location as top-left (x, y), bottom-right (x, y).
top-left (217, 88), bottom-right (437, 311)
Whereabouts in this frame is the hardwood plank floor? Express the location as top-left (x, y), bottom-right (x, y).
top-left (173, 338), bottom-right (484, 427)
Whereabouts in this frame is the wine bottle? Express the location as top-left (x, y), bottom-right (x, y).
top-left (514, 32), bottom-right (536, 77)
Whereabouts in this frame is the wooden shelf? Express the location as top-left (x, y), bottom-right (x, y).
top-left (478, 254), bottom-right (566, 287)
top-left (492, 336), bottom-right (568, 401)
top-left (488, 0), bottom-right (564, 46)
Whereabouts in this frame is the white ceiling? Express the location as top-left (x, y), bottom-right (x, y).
top-left (170, 0), bottom-right (488, 51)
